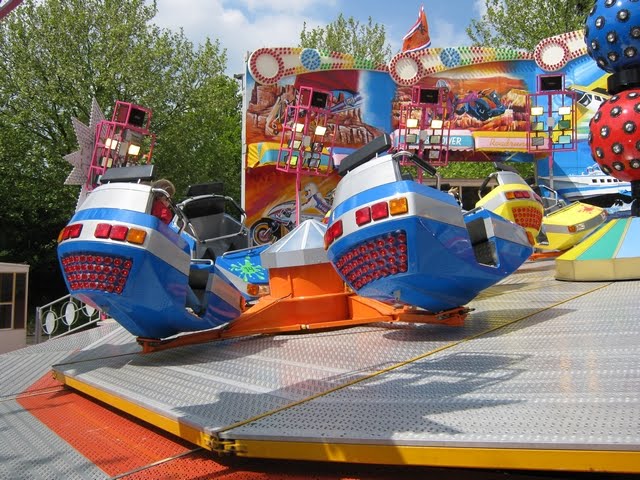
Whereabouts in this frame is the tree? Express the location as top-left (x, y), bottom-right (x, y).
top-left (466, 0), bottom-right (591, 50)
top-left (0, 0), bottom-right (241, 310)
top-left (299, 14), bottom-right (393, 64)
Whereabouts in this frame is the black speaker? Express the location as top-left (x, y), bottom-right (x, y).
top-left (419, 88), bottom-right (440, 104)
top-left (540, 75), bottom-right (563, 91)
top-left (311, 91), bottom-right (329, 108)
top-left (128, 107), bottom-right (146, 127)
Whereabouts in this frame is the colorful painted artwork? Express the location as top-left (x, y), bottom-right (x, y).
top-left (242, 33), bottom-right (612, 241)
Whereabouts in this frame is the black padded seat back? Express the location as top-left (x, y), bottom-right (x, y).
top-left (186, 182), bottom-right (223, 197)
top-left (182, 197), bottom-right (225, 219)
top-left (192, 216), bottom-right (249, 260)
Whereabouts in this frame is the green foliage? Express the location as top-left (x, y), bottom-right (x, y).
top-left (466, 0), bottom-right (591, 50)
top-left (438, 161), bottom-right (534, 179)
top-left (299, 14), bottom-right (393, 64)
top-left (0, 0), bottom-right (240, 305)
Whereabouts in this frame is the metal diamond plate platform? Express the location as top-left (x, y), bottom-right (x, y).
top-left (3, 260), bottom-right (640, 477)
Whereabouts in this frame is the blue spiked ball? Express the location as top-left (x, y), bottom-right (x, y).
top-left (584, 0), bottom-right (640, 73)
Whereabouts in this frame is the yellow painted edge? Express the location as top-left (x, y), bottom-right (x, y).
top-left (613, 256), bottom-right (640, 279)
top-left (233, 440), bottom-right (640, 474)
top-left (570, 258), bottom-right (616, 281)
top-left (557, 218), bottom-right (618, 261)
top-left (53, 371), bottom-right (213, 450)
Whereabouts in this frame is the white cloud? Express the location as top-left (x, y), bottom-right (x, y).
top-left (153, 0), bottom-right (331, 75)
top-left (431, 20), bottom-right (473, 49)
top-left (233, 0), bottom-right (337, 14)
top-left (473, 0), bottom-right (488, 17)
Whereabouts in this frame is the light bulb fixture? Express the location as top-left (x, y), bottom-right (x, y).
top-left (314, 125), bottom-right (327, 136)
top-left (558, 106), bottom-right (572, 115)
top-left (128, 144), bottom-right (141, 156)
top-left (430, 119), bottom-right (443, 129)
top-left (294, 123), bottom-right (305, 133)
top-left (406, 118), bottom-right (419, 128)
top-left (530, 106), bottom-right (544, 116)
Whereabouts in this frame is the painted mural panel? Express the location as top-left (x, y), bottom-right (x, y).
top-left (242, 36), bottom-right (611, 243)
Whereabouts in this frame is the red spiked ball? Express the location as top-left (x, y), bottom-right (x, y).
top-left (588, 89), bottom-right (640, 182)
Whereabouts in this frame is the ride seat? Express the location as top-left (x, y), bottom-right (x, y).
top-left (181, 197), bottom-right (225, 237)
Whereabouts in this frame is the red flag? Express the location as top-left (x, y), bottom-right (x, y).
top-left (402, 5), bottom-right (431, 53)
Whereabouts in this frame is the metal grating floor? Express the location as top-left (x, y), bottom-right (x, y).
top-left (3, 259), bottom-right (640, 476)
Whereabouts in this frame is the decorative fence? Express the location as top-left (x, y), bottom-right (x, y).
top-left (34, 295), bottom-right (106, 344)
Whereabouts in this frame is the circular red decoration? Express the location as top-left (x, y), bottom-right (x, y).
top-left (588, 89), bottom-right (640, 182)
top-left (534, 38), bottom-right (570, 71)
top-left (389, 53), bottom-right (425, 86)
top-left (249, 48), bottom-right (285, 85)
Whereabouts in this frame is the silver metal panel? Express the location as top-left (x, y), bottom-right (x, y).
top-left (1, 322), bottom-right (138, 398)
top-left (52, 261), bottom-right (625, 449)
top-left (77, 181), bottom-right (150, 213)
top-left (261, 219), bottom-right (328, 268)
top-left (223, 264), bottom-right (639, 451)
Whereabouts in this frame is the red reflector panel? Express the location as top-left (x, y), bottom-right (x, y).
top-left (355, 207), bottom-right (371, 226)
top-left (371, 201), bottom-right (389, 220)
top-left (110, 225), bottom-right (129, 241)
top-left (94, 223), bottom-right (112, 239)
top-left (68, 224), bottom-right (83, 238)
top-left (514, 190), bottom-right (531, 199)
top-left (324, 220), bottom-right (344, 249)
top-left (335, 230), bottom-right (409, 290)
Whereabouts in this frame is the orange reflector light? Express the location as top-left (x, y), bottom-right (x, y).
top-left (110, 225), bottom-right (129, 241)
top-left (355, 206), bottom-right (371, 226)
top-left (57, 228), bottom-right (65, 243)
top-left (568, 225), bottom-right (577, 233)
top-left (505, 191), bottom-right (515, 200)
top-left (371, 201), bottom-right (389, 220)
top-left (126, 228), bottom-right (147, 245)
top-left (94, 223), bottom-right (112, 238)
top-left (247, 284), bottom-right (269, 297)
top-left (389, 197), bottom-right (408, 215)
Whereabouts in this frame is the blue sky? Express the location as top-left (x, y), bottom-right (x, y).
top-left (154, 0), bottom-right (486, 76)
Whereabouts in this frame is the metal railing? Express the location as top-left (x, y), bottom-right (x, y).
top-left (34, 294), bottom-right (106, 344)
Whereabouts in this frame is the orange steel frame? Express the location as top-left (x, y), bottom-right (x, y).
top-left (138, 262), bottom-right (470, 353)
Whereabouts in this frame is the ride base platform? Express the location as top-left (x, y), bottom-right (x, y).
top-left (2, 259), bottom-right (639, 479)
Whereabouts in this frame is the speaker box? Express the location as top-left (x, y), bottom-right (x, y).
top-left (128, 107), bottom-right (146, 127)
top-left (310, 91), bottom-right (329, 108)
top-left (540, 75), bottom-right (563, 92)
top-left (419, 88), bottom-right (440, 104)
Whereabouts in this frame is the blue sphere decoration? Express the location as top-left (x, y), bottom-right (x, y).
top-left (300, 48), bottom-right (321, 71)
top-left (584, 0), bottom-right (640, 73)
top-left (440, 48), bottom-right (461, 68)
